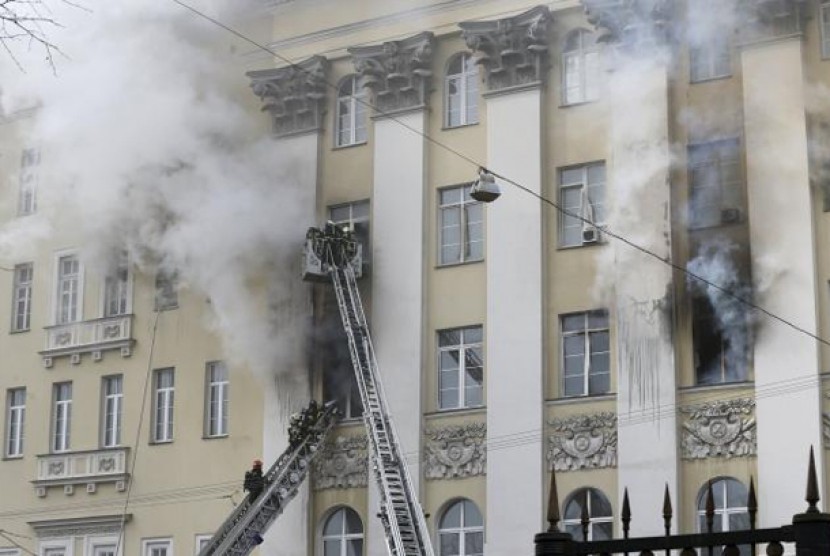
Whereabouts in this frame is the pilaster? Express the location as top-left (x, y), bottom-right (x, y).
top-left (582, 0), bottom-right (678, 536)
top-left (462, 7), bottom-right (550, 553)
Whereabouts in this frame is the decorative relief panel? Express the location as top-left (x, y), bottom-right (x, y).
top-left (680, 398), bottom-right (756, 460)
top-left (424, 423), bottom-right (486, 480)
top-left (460, 6), bottom-right (551, 93)
top-left (547, 412), bottom-right (617, 471)
top-left (248, 56), bottom-right (329, 137)
top-left (582, 0), bottom-right (673, 50)
top-left (312, 434), bottom-right (368, 490)
top-left (349, 32), bottom-right (434, 114)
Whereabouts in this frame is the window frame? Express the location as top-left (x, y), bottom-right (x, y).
top-left (689, 39), bottom-right (732, 83)
top-left (444, 52), bottom-right (479, 128)
top-left (437, 184), bottom-right (484, 266)
top-left (687, 138), bottom-right (743, 230)
top-left (152, 368), bottom-right (175, 444)
top-left (39, 538), bottom-right (72, 556)
top-left (204, 361), bottom-right (229, 438)
top-left (101, 375), bottom-right (123, 448)
top-left (101, 255), bottom-right (132, 318)
top-left (52, 251), bottom-right (83, 326)
top-left (320, 506), bottom-right (364, 556)
top-left (193, 535), bottom-right (211, 556)
top-left (18, 147), bottom-right (39, 217)
top-left (141, 538), bottom-right (173, 556)
top-left (11, 263), bottom-right (33, 332)
top-left (83, 534), bottom-right (120, 556)
top-left (334, 75), bottom-right (368, 148)
top-left (558, 162), bottom-right (606, 248)
top-left (5, 387), bottom-right (26, 458)
top-left (329, 200), bottom-right (371, 265)
top-left (562, 488), bottom-right (614, 541)
top-left (562, 29), bottom-right (600, 106)
top-left (154, 268), bottom-right (178, 311)
top-left (696, 477), bottom-right (750, 555)
top-left (821, 1), bottom-right (830, 59)
top-left (51, 382), bottom-right (72, 453)
top-left (560, 310), bottom-right (611, 398)
top-left (437, 326), bottom-right (484, 411)
top-left (437, 498), bottom-right (484, 556)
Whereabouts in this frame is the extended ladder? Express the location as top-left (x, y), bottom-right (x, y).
top-left (198, 403), bottom-right (338, 556)
top-left (304, 223), bottom-right (434, 556)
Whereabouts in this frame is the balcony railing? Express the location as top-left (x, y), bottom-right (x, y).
top-left (41, 314), bottom-right (134, 367)
top-left (33, 448), bottom-right (130, 497)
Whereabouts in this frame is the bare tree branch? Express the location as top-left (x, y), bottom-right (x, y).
top-left (0, 0), bottom-right (85, 72)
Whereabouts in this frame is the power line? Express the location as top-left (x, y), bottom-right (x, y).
top-left (169, 0), bottom-right (830, 351)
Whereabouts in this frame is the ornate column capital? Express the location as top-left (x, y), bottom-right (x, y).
top-left (459, 5), bottom-right (551, 94)
top-left (348, 32), bottom-right (435, 115)
top-left (247, 55), bottom-right (329, 137)
top-left (581, 0), bottom-right (673, 51)
top-left (736, 0), bottom-right (808, 43)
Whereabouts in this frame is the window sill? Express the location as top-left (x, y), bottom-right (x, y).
top-left (441, 121), bottom-right (480, 131)
top-left (435, 258), bottom-right (484, 270)
top-left (546, 393), bottom-right (616, 406)
top-left (3, 455), bottom-right (23, 461)
top-left (334, 416), bottom-right (365, 425)
top-left (424, 406), bottom-right (486, 419)
top-left (202, 434), bottom-right (229, 440)
top-left (559, 98), bottom-right (599, 109)
top-left (154, 305), bottom-right (179, 312)
top-left (689, 73), bottom-right (732, 85)
top-left (149, 440), bottom-right (174, 446)
top-left (556, 241), bottom-right (605, 251)
top-left (679, 380), bottom-right (753, 393)
top-left (9, 328), bottom-right (30, 334)
top-left (332, 140), bottom-right (368, 151)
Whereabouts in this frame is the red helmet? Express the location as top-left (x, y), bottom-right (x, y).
top-left (253, 459), bottom-right (263, 468)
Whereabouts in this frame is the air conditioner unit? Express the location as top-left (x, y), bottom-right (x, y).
top-left (582, 224), bottom-right (600, 244)
top-left (721, 207), bottom-right (742, 224)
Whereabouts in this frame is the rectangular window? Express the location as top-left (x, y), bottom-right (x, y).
top-left (142, 539), bottom-right (172, 556)
top-left (153, 369), bottom-right (175, 443)
top-left (91, 545), bottom-right (116, 556)
top-left (101, 375), bottom-right (123, 448)
top-left (329, 200), bottom-right (371, 264)
top-left (18, 148), bottom-right (38, 216)
top-left (5, 388), bottom-right (25, 458)
top-left (55, 254), bottom-right (81, 325)
top-left (688, 139), bottom-right (743, 229)
top-left (689, 40), bottom-right (731, 82)
top-left (205, 362), bottom-right (229, 437)
top-left (559, 163), bottom-right (605, 247)
top-left (194, 535), bottom-right (211, 555)
top-left (154, 269), bottom-right (178, 311)
top-left (438, 326), bottom-right (484, 410)
top-left (321, 295), bottom-right (363, 420)
top-left (438, 186), bottom-right (483, 265)
top-left (52, 382), bottom-right (72, 452)
top-left (103, 255), bottom-right (130, 317)
top-left (11, 263), bottom-right (33, 332)
top-left (822, 2), bottom-right (830, 58)
top-left (561, 310), bottom-right (610, 397)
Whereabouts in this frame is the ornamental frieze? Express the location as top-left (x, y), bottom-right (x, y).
top-left (680, 398), bottom-right (756, 460)
top-left (248, 55), bottom-right (329, 137)
top-left (424, 423), bottom-right (486, 480)
top-left (460, 6), bottom-right (551, 93)
top-left (547, 412), bottom-right (617, 472)
top-left (582, 0), bottom-right (673, 50)
top-left (349, 32), bottom-right (434, 114)
top-left (312, 434), bottom-right (368, 490)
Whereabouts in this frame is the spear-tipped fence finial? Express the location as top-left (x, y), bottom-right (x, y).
top-left (622, 487), bottom-right (631, 539)
top-left (705, 480), bottom-right (715, 534)
top-left (580, 490), bottom-right (590, 541)
top-left (806, 445), bottom-right (820, 514)
top-left (748, 476), bottom-right (757, 530)
top-left (546, 469), bottom-right (561, 532)
top-left (662, 483), bottom-right (673, 536)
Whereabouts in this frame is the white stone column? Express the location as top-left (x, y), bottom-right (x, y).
top-left (248, 58), bottom-right (326, 555)
top-left (462, 7), bottom-right (550, 554)
top-left (582, 0), bottom-right (678, 535)
top-left (349, 34), bottom-right (432, 556)
top-left (741, 35), bottom-right (824, 525)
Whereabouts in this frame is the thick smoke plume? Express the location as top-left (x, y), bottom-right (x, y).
top-left (0, 1), bottom-right (313, 386)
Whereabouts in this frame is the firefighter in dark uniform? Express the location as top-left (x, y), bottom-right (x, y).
top-left (243, 459), bottom-right (264, 501)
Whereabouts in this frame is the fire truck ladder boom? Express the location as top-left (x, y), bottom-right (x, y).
top-left (304, 224), bottom-right (435, 556)
top-left (198, 404), bottom-right (338, 556)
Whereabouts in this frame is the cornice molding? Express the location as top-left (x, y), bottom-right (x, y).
top-left (460, 5), bottom-right (552, 93)
top-left (247, 55), bottom-right (329, 137)
top-left (28, 514), bottom-right (131, 538)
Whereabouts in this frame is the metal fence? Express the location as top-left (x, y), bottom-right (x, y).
top-left (535, 448), bottom-right (830, 556)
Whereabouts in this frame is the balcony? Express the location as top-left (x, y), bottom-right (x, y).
top-left (41, 314), bottom-right (135, 367)
top-left (33, 448), bottom-right (130, 497)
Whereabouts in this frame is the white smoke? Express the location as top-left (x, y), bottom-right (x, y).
top-left (0, 1), bottom-right (314, 384)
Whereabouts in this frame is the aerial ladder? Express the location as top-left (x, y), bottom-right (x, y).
top-left (303, 223), bottom-right (435, 556)
top-left (198, 402), bottom-right (338, 556)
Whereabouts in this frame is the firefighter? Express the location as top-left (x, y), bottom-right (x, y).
top-left (243, 459), bottom-right (265, 501)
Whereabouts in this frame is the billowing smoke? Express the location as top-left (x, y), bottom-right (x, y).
top-left (686, 239), bottom-right (752, 382)
top-left (0, 1), bottom-right (314, 386)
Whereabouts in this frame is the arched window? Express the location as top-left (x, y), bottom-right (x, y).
top-left (697, 478), bottom-right (750, 555)
top-left (445, 53), bottom-right (479, 128)
top-left (562, 29), bottom-right (600, 105)
top-left (562, 488), bottom-right (613, 541)
top-left (438, 499), bottom-right (484, 556)
top-left (321, 506), bottom-right (364, 556)
top-left (336, 76), bottom-right (367, 147)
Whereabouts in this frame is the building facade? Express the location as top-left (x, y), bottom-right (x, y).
top-left (4, 0), bottom-right (830, 554)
